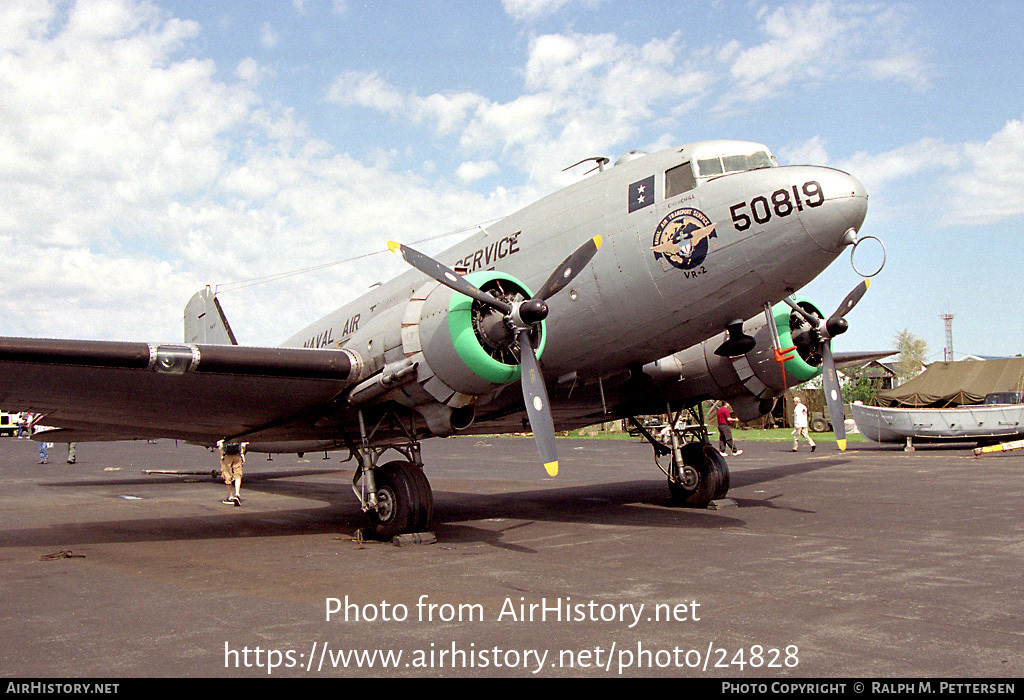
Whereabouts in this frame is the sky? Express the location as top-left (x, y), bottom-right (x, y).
top-left (1, 0), bottom-right (1022, 363)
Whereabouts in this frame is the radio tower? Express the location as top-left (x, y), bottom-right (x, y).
top-left (940, 313), bottom-right (954, 362)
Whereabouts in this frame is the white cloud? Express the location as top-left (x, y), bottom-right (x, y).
top-left (0, 0), bottom-right (54, 52)
top-left (840, 138), bottom-right (960, 194)
top-left (502, 0), bottom-right (593, 22)
top-left (235, 57), bottom-right (268, 84)
top-left (724, 2), bottom-right (844, 106)
top-left (456, 160), bottom-right (499, 183)
top-left (326, 70), bottom-right (407, 114)
top-left (778, 136), bottom-right (831, 167)
top-left (832, 121), bottom-right (1024, 228)
top-left (716, 1), bottom-right (933, 110)
top-left (259, 22), bottom-right (278, 49)
top-left (328, 31), bottom-right (711, 190)
top-left (325, 3), bottom-right (932, 191)
top-left (866, 54), bottom-right (930, 91)
top-left (944, 116), bottom-right (1024, 225)
top-left (0, 0), bottom-right (524, 345)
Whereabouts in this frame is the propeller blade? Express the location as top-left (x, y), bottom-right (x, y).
top-left (820, 342), bottom-right (847, 450)
top-left (388, 241), bottom-right (512, 314)
top-left (831, 279), bottom-right (870, 320)
top-left (533, 235), bottom-right (602, 301)
top-left (518, 329), bottom-right (559, 476)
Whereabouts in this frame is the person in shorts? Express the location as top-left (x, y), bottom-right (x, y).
top-left (218, 440), bottom-right (247, 506)
top-left (792, 397), bottom-right (816, 452)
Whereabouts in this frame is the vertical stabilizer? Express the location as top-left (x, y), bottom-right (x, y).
top-left (184, 287), bottom-right (238, 345)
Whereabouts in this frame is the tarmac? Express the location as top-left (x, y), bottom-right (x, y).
top-left (0, 432), bottom-right (1021, 678)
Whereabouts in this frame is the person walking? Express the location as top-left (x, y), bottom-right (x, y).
top-left (218, 440), bottom-right (247, 506)
top-left (716, 402), bottom-right (742, 456)
top-left (792, 396), bottom-right (816, 452)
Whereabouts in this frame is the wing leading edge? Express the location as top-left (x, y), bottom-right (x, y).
top-left (0, 337), bottom-right (366, 445)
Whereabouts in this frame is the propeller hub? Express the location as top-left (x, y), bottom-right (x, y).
top-left (517, 298), bottom-right (549, 327)
top-left (826, 316), bottom-right (849, 338)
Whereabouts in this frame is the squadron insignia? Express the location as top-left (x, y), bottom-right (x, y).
top-left (651, 208), bottom-right (717, 271)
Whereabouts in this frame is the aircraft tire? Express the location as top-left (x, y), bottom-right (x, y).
top-left (668, 442), bottom-right (728, 507)
top-left (407, 463), bottom-right (434, 532)
top-left (367, 461), bottom-right (427, 540)
top-left (711, 448), bottom-right (730, 500)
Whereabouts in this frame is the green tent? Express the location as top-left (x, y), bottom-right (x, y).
top-left (872, 358), bottom-right (1024, 408)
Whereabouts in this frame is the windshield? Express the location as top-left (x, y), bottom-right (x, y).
top-left (696, 150), bottom-right (774, 177)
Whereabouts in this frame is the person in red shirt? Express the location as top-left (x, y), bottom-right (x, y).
top-left (716, 402), bottom-right (742, 456)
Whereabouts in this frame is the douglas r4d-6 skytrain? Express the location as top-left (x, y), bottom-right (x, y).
top-left (0, 140), bottom-right (873, 539)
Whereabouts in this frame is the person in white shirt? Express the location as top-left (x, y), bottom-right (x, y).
top-left (792, 396), bottom-right (816, 452)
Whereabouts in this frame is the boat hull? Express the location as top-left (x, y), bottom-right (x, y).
top-left (851, 403), bottom-right (1024, 443)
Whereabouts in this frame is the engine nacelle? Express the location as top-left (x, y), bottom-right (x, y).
top-left (643, 298), bottom-right (825, 421)
top-left (396, 270), bottom-right (545, 433)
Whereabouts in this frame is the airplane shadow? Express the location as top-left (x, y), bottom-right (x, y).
top-left (39, 468), bottom-right (347, 490)
top-left (4, 458), bottom-right (846, 553)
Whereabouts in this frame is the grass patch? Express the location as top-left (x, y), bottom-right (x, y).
top-left (567, 426), bottom-right (868, 443)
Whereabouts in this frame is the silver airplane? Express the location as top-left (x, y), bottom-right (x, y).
top-left (0, 140), bottom-right (871, 539)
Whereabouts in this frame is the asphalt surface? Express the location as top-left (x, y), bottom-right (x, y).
top-left (0, 433), bottom-right (1021, 678)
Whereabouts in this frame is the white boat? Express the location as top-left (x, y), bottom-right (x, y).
top-left (851, 400), bottom-right (1024, 443)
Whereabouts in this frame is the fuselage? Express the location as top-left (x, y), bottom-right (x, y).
top-left (284, 140), bottom-right (867, 428)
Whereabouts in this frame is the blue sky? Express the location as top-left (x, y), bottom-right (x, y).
top-left (1, 0), bottom-right (1022, 362)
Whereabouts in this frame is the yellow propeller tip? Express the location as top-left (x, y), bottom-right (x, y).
top-left (864, 279), bottom-right (870, 289)
top-left (387, 241), bottom-right (401, 253)
top-left (837, 439), bottom-right (847, 451)
top-left (544, 461), bottom-right (559, 477)
top-left (593, 235), bottom-right (603, 249)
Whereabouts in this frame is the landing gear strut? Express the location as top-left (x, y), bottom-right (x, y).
top-left (628, 403), bottom-right (730, 508)
top-left (348, 409), bottom-right (434, 540)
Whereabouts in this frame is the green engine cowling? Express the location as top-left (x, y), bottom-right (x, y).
top-left (400, 270), bottom-right (546, 430)
top-left (773, 296), bottom-right (823, 385)
top-left (643, 297), bottom-right (826, 421)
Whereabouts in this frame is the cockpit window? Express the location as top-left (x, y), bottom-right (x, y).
top-left (747, 150), bottom-right (774, 169)
top-left (722, 154), bottom-right (749, 172)
top-left (696, 150), bottom-right (775, 177)
top-left (665, 162), bottom-right (696, 198)
top-left (696, 157), bottom-right (724, 176)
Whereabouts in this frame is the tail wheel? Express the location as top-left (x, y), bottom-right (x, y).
top-left (668, 442), bottom-right (730, 506)
top-left (367, 461), bottom-right (433, 539)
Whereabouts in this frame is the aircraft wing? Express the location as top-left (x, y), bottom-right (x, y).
top-left (0, 337), bottom-right (364, 445)
top-left (832, 350), bottom-right (897, 370)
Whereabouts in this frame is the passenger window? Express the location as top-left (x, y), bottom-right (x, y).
top-left (665, 162), bottom-right (696, 198)
top-left (697, 157), bottom-right (723, 176)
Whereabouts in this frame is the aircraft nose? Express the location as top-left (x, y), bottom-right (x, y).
top-left (801, 168), bottom-right (868, 252)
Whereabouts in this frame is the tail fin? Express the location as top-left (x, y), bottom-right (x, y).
top-left (184, 287), bottom-right (238, 345)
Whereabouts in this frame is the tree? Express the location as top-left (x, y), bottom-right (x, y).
top-left (841, 365), bottom-right (882, 403)
top-left (894, 329), bottom-right (928, 383)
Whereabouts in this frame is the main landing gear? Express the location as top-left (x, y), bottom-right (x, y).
top-left (628, 403), bottom-right (730, 508)
top-left (348, 409), bottom-right (434, 540)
